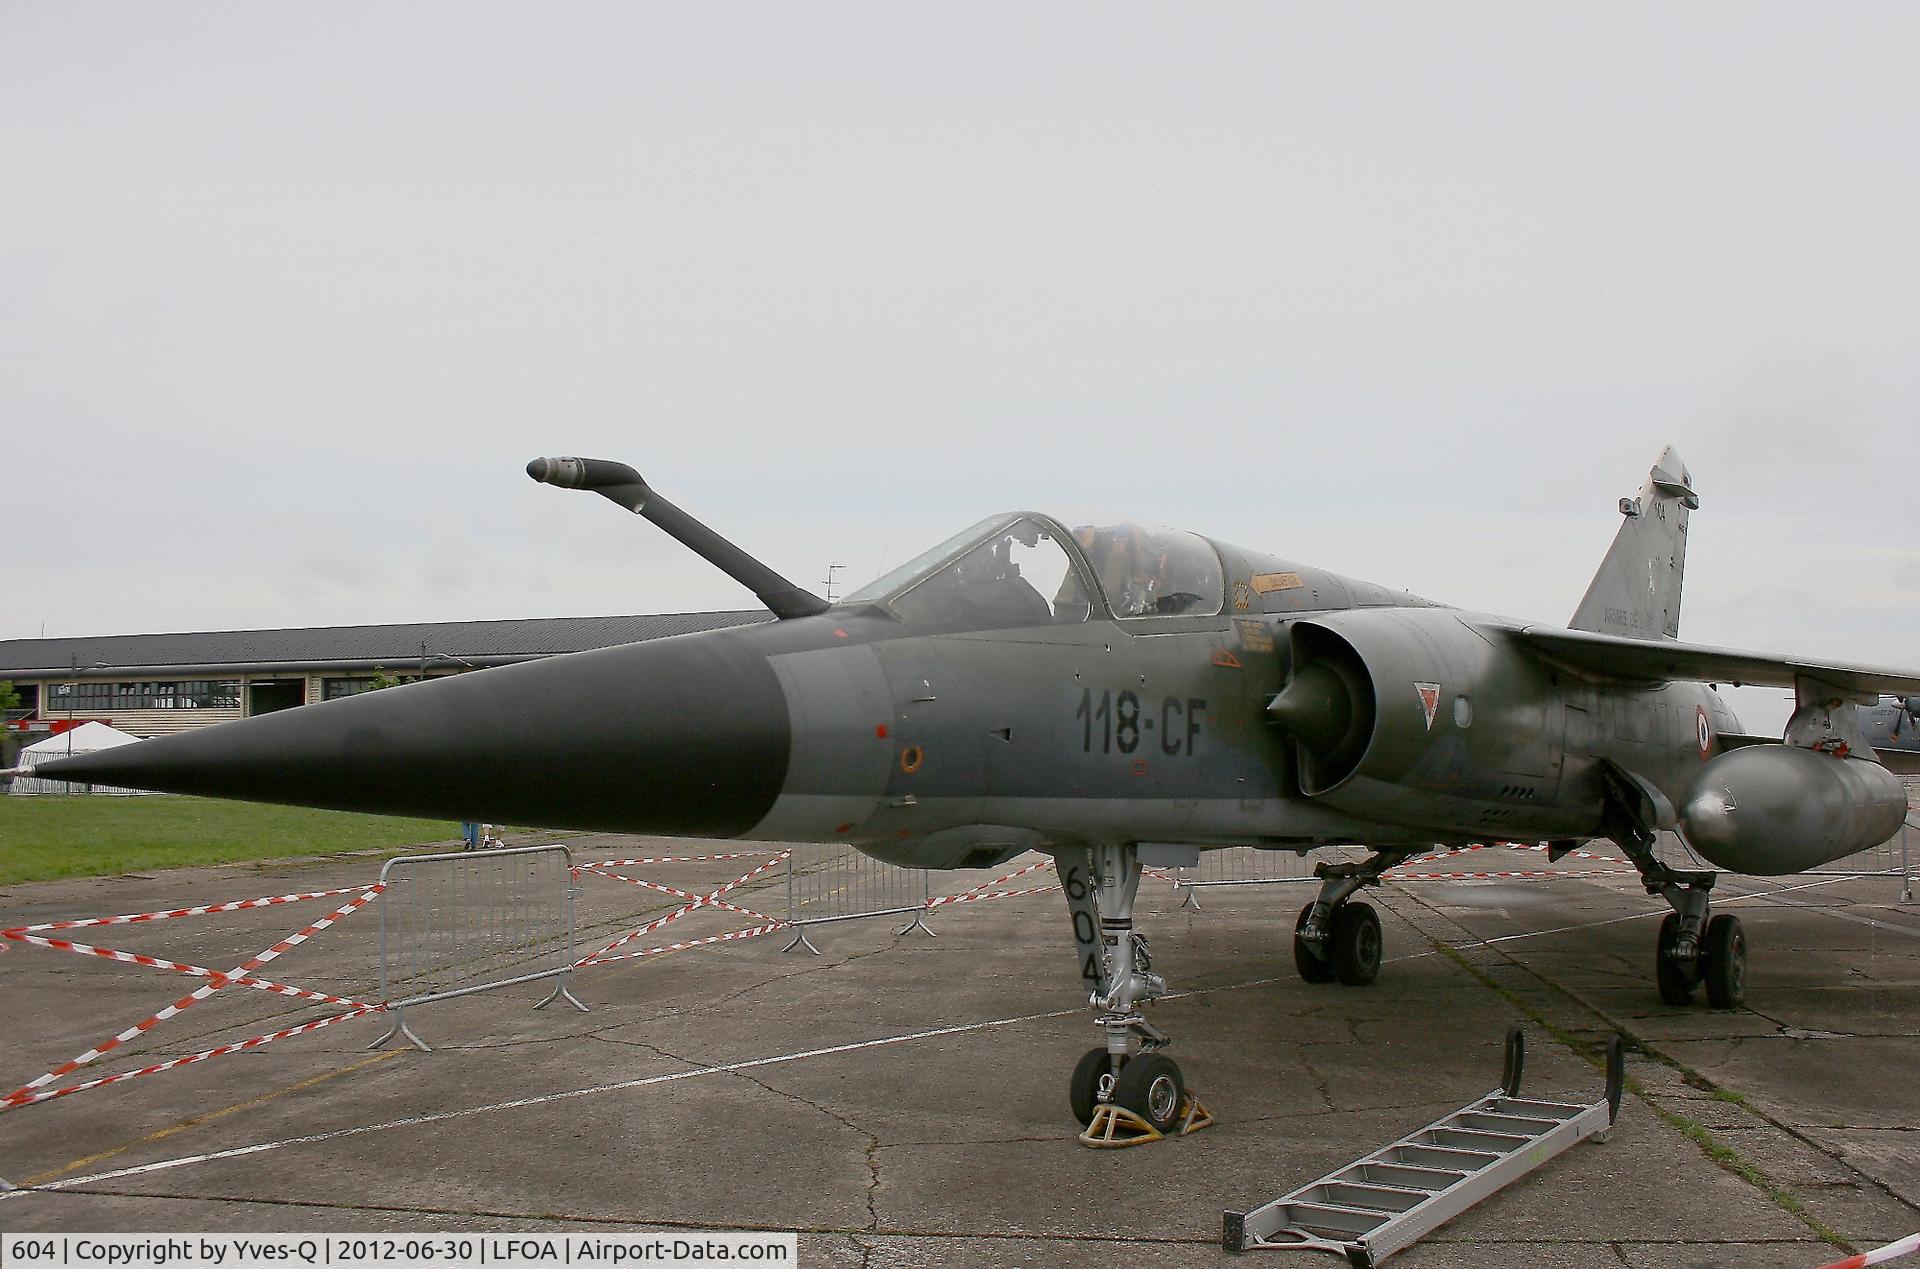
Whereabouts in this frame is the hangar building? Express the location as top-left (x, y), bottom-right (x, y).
top-left (0, 612), bottom-right (766, 740)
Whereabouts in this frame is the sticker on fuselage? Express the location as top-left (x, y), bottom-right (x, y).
top-left (1415, 682), bottom-right (1441, 730)
top-left (1252, 571), bottom-right (1304, 594)
top-left (1236, 619), bottom-right (1274, 653)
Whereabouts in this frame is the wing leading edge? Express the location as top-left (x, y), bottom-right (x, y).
top-left (1495, 621), bottom-right (1920, 702)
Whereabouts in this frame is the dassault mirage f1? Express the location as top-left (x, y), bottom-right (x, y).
top-left (39, 447), bottom-right (1920, 1134)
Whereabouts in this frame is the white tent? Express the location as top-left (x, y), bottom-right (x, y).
top-left (9, 722), bottom-right (157, 796)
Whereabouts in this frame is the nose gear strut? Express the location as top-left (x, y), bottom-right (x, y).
top-left (1055, 842), bottom-right (1213, 1145)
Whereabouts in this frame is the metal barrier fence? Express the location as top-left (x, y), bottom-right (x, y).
top-left (1664, 819), bottom-right (1917, 902)
top-left (371, 844), bottom-right (587, 1051)
top-left (1177, 823), bottom-right (1918, 905)
top-left (1172, 846), bottom-right (1346, 907)
top-left (781, 844), bottom-right (932, 953)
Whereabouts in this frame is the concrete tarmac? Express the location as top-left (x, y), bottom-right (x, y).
top-left (1, 838), bottom-right (1916, 1268)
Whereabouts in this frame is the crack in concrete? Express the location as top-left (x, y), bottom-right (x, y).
top-left (580, 1031), bottom-right (704, 1065)
top-left (669, 942), bottom-right (900, 1018)
top-left (20, 1186), bottom-right (909, 1239)
top-left (636, 1035), bottom-right (884, 1251)
top-left (1294, 1050), bottom-right (1337, 1114)
top-left (1814, 1124), bottom-right (1920, 1133)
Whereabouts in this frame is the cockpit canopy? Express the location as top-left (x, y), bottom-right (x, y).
top-left (841, 511), bottom-right (1224, 628)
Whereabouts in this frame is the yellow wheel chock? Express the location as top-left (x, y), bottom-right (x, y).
top-left (1078, 1093), bottom-right (1214, 1148)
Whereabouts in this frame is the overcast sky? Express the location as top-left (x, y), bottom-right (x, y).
top-left (5, 4), bottom-right (1916, 728)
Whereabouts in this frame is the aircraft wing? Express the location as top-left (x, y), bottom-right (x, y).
top-left (1493, 621), bottom-right (1920, 700)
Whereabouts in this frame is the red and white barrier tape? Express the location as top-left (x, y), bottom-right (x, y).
top-left (2, 885), bottom-right (379, 935)
top-left (4, 885), bottom-right (384, 1105)
top-left (578, 853), bottom-right (1064, 967)
top-left (576, 851), bottom-right (776, 870)
top-left (1385, 868), bottom-right (1636, 882)
top-left (919, 857), bottom-right (1057, 910)
top-left (592, 871), bottom-right (782, 927)
top-left (578, 852), bottom-right (790, 966)
top-left (1418, 842), bottom-right (1625, 867)
top-left (0, 931), bottom-right (375, 1009)
top-left (924, 884), bottom-right (1057, 909)
top-left (1817, 1233), bottom-right (1920, 1269)
top-left (1, 1005), bottom-right (386, 1110)
top-left (574, 921), bottom-right (790, 968)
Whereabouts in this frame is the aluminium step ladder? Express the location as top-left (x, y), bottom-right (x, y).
top-left (1224, 1029), bottom-right (1625, 1265)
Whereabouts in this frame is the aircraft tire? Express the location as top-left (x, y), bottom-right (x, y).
top-left (1112, 1052), bottom-right (1185, 1134)
top-left (1294, 903), bottom-right (1335, 984)
top-left (1702, 914), bottom-right (1746, 1009)
top-left (1330, 902), bottom-right (1383, 986)
top-left (1655, 913), bottom-right (1696, 1006)
top-left (1070, 1047), bottom-right (1121, 1126)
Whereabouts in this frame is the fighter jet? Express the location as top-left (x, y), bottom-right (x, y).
top-left (1860, 695), bottom-right (1920, 774)
top-left (37, 447), bottom-right (1920, 1135)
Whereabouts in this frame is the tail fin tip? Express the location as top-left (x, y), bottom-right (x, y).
top-left (1570, 444), bottom-right (1694, 641)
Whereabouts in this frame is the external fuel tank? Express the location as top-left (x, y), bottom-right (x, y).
top-left (1679, 745), bottom-right (1908, 875)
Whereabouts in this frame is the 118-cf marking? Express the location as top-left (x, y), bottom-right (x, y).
top-left (1075, 688), bottom-right (1205, 756)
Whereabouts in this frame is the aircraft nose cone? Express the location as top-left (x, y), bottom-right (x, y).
top-left (33, 633), bottom-right (791, 837)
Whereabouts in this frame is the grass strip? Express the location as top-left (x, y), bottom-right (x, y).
top-left (0, 795), bottom-right (459, 884)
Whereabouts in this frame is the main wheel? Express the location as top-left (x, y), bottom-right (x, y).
top-left (1112, 1052), bottom-right (1185, 1134)
top-left (1294, 902), bottom-right (1336, 983)
top-left (1069, 1047), bottom-right (1121, 1126)
top-left (1656, 912), bottom-right (1696, 1006)
top-left (1330, 902), bottom-right (1383, 986)
top-left (1702, 914), bottom-right (1746, 1008)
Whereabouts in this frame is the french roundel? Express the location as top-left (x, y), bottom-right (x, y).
top-left (1695, 705), bottom-right (1711, 757)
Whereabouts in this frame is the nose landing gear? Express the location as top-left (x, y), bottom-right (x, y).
top-left (1056, 842), bottom-right (1213, 1145)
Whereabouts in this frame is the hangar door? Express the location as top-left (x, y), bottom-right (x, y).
top-left (246, 680), bottom-right (305, 716)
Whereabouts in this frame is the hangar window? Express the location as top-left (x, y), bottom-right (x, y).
top-left (49, 680), bottom-right (239, 710)
top-left (322, 675), bottom-right (422, 700)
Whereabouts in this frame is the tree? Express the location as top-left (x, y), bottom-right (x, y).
top-left (0, 680), bottom-right (21, 711)
top-left (367, 667), bottom-right (404, 692)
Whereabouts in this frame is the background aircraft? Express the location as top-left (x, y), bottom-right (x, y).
top-left (1861, 695), bottom-right (1920, 774)
top-left (37, 447), bottom-right (1920, 1135)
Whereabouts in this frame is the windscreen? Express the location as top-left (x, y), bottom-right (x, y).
top-left (843, 515), bottom-right (1092, 628)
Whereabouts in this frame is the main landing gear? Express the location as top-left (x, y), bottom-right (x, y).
top-left (1057, 843), bottom-right (1212, 1145)
top-left (1599, 760), bottom-right (1746, 1008)
top-left (1620, 837), bottom-right (1747, 1008)
top-left (1292, 849), bottom-right (1413, 986)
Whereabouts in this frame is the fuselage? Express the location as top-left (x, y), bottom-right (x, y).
top-left (37, 510), bottom-right (1747, 870)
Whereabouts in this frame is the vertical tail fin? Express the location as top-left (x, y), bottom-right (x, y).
top-left (1570, 445), bottom-right (1697, 641)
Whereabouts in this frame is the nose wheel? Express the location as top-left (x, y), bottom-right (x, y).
top-left (1069, 1047), bottom-right (1122, 1125)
